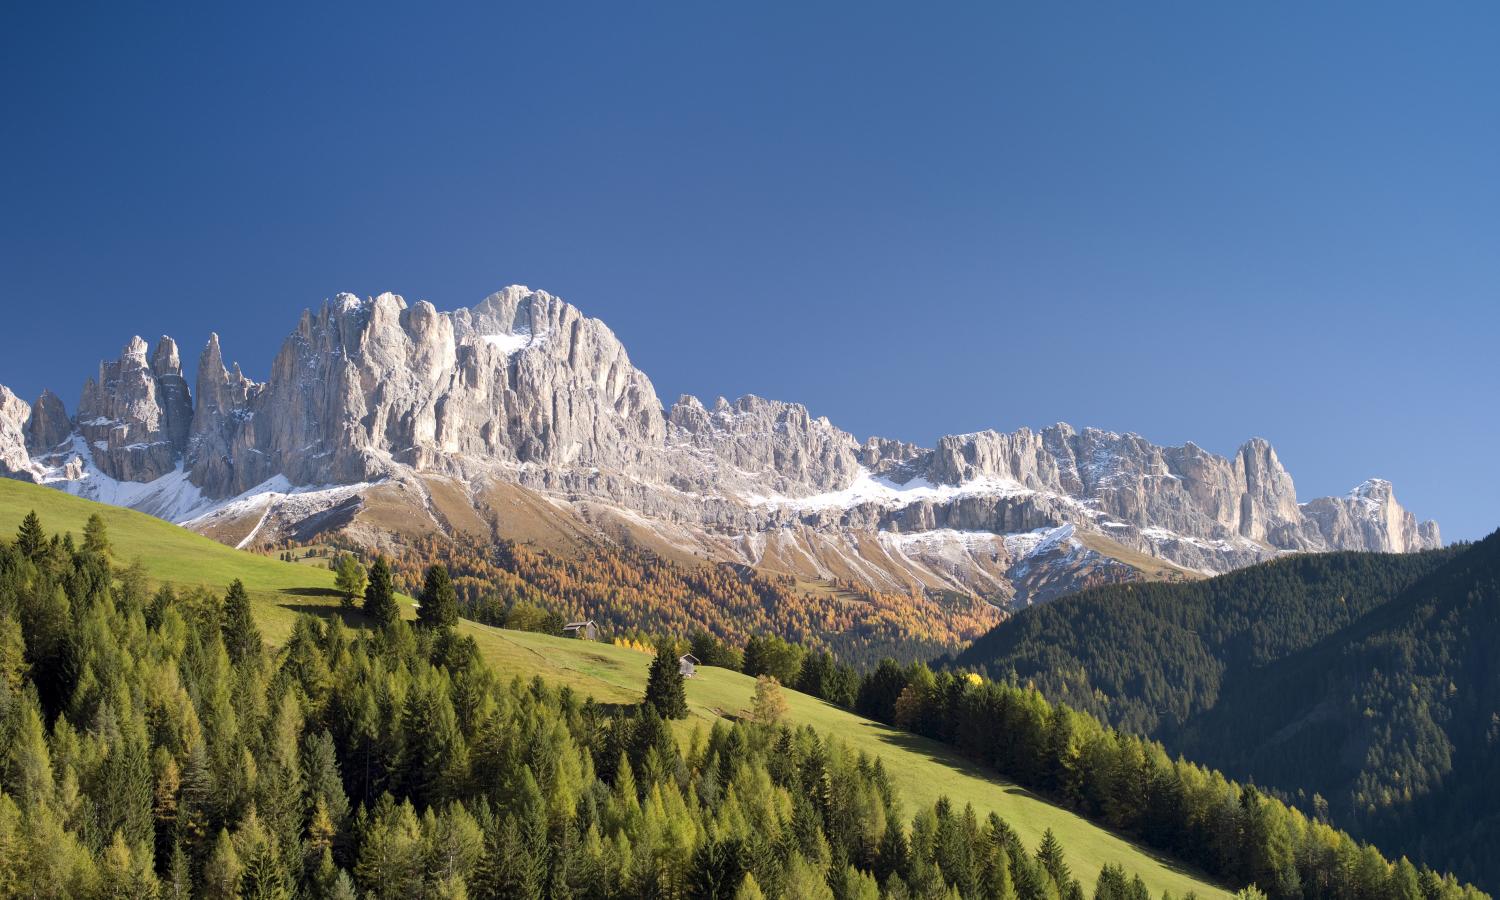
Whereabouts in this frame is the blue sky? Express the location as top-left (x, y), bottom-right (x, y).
top-left (2, 3), bottom-right (1496, 540)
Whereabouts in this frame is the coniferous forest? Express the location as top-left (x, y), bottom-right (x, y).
top-left (1, 510), bottom-right (1489, 898)
top-left (950, 535), bottom-right (1500, 890)
top-left (0, 512), bottom-right (1201, 899)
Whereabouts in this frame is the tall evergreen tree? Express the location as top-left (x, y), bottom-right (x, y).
top-left (1035, 828), bottom-right (1070, 891)
top-left (643, 642), bottom-right (688, 719)
top-left (364, 556), bottom-right (399, 628)
top-left (15, 510), bottom-right (45, 560)
top-left (81, 512), bottom-right (111, 557)
top-left (416, 563), bottom-right (459, 629)
top-left (221, 579), bottom-right (261, 664)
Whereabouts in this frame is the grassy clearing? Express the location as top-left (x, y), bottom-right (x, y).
top-left (0, 478), bottom-right (1225, 897)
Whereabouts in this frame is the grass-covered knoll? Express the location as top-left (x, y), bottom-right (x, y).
top-left (0, 478), bottom-right (1224, 897)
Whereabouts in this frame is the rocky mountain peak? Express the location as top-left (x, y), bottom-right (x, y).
top-left (151, 336), bottom-right (182, 377)
top-left (25, 389), bottom-right (70, 452)
top-left (0, 285), bottom-right (1446, 607)
top-left (75, 335), bottom-right (189, 482)
top-left (0, 385), bottom-right (40, 482)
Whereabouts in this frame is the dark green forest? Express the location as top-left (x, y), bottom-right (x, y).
top-left (1176, 531), bottom-right (1500, 890)
top-left (949, 535), bottom-right (1500, 891)
top-left (950, 548), bottom-right (1460, 735)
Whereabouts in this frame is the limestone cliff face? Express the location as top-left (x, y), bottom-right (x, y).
top-left (1, 284), bottom-right (1443, 605)
top-left (75, 336), bottom-right (191, 482)
top-left (1301, 479), bottom-right (1441, 555)
top-left (666, 394), bottom-right (866, 498)
top-left (0, 386), bottom-right (41, 482)
top-left (189, 333), bottom-right (261, 497)
top-left (183, 287), bottom-right (667, 496)
top-left (25, 390), bottom-right (71, 452)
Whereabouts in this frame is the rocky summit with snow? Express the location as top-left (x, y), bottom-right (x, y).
top-left (0, 286), bottom-right (1442, 607)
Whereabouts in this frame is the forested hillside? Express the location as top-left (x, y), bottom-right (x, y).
top-left (0, 511), bottom-right (1178, 898)
top-left (373, 533), bottom-right (1002, 667)
top-left (1176, 531), bottom-right (1500, 890)
top-left (0, 479), bottom-right (1237, 897)
top-left (950, 536), bottom-right (1500, 891)
top-left (950, 549), bottom-right (1459, 735)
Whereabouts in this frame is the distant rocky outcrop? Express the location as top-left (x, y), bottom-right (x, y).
top-left (0, 285), bottom-right (1442, 606)
top-left (74, 336), bottom-right (191, 482)
top-left (0, 386), bottom-right (42, 482)
top-left (25, 389), bottom-right (71, 452)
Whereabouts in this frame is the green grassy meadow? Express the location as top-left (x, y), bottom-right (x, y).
top-left (0, 478), bottom-right (1226, 897)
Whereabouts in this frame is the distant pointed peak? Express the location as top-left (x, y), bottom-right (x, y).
top-left (1351, 477), bottom-right (1394, 499)
top-left (152, 335), bottom-right (182, 376)
top-left (123, 335), bottom-right (150, 361)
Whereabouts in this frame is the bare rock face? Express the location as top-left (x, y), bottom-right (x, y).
top-left (25, 389), bottom-right (71, 452)
top-left (152, 337), bottom-right (194, 454)
top-left (0, 385), bottom-right (42, 482)
top-left (189, 333), bottom-right (262, 497)
top-left (666, 394), bottom-right (865, 498)
top-left (75, 336), bottom-right (190, 482)
top-left (186, 287), bottom-right (667, 496)
top-left (1301, 479), bottom-right (1440, 554)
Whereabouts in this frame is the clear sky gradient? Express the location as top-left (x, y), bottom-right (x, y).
top-left (2, 3), bottom-right (1496, 539)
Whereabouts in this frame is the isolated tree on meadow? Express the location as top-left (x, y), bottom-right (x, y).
top-left (334, 554), bottom-right (367, 610)
top-left (751, 675), bottom-right (788, 726)
top-left (643, 642), bottom-right (688, 719)
top-left (416, 563), bottom-right (459, 629)
top-left (82, 512), bottom-right (111, 557)
top-left (364, 556), bottom-right (399, 628)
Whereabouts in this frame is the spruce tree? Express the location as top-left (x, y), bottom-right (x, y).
top-left (643, 642), bottom-right (688, 719)
top-left (363, 556), bottom-right (399, 628)
top-left (221, 579), bottom-right (261, 664)
top-left (416, 563), bottom-right (459, 629)
top-left (1035, 828), bottom-right (1070, 890)
top-left (81, 512), bottom-right (110, 556)
top-left (16, 510), bottom-right (45, 560)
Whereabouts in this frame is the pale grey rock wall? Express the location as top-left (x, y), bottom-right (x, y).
top-left (75, 336), bottom-right (187, 482)
top-left (10, 284), bottom-right (1441, 596)
top-left (25, 389), bottom-right (71, 452)
top-left (0, 386), bottom-right (41, 482)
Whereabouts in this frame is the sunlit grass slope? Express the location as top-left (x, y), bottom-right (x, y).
top-left (0, 478), bottom-right (1226, 897)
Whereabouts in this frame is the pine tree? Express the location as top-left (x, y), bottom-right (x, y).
top-left (333, 554), bottom-right (367, 610)
top-left (201, 829), bottom-right (244, 900)
top-left (416, 563), bottom-right (459, 629)
top-left (1035, 828), bottom-right (1070, 889)
top-left (733, 872), bottom-right (766, 900)
top-left (81, 512), bottom-right (111, 556)
top-left (222, 579), bottom-right (262, 664)
top-left (98, 830), bottom-right (161, 899)
top-left (364, 556), bottom-right (400, 628)
top-left (15, 510), bottom-right (45, 559)
top-left (643, 642), bottom-right (688, 719)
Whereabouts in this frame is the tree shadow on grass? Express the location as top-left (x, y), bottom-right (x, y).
top-left (281, 586), bottom-right (343, 599)
top-left (276, 600), bottom-right (369, 629)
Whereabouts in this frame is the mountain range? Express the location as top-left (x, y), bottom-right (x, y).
top-left (0, 286), bottom-right (1441, 610)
